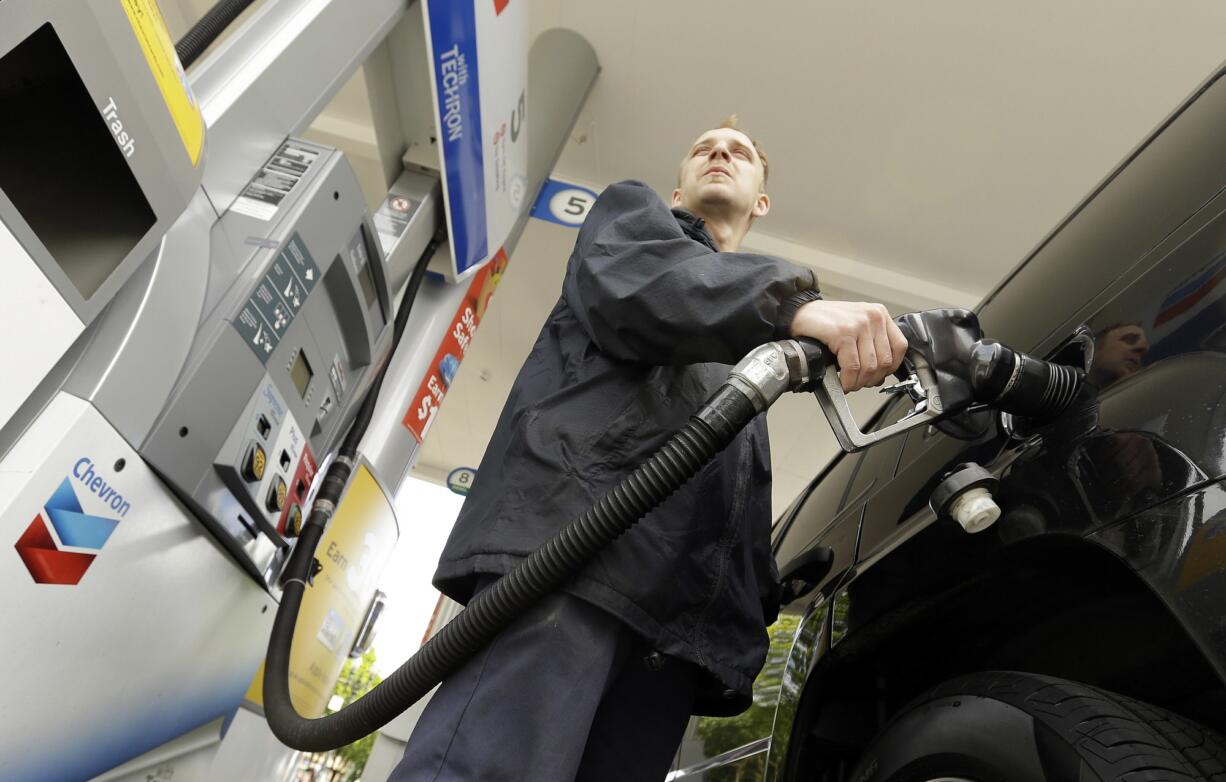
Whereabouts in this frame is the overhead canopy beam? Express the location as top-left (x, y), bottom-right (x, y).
top-left (741, 231), bottom-right (983, 313)
top-left (189, 0), bottom-right (406, 210)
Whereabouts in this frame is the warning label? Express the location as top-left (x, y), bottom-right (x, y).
top-left (373, 193), bottom-right (419, 255)
top-left (231, 142), bottom-right (320, 221)
top-left (120, 0), bottom-right (204, 166)
top-left (232, 233), bottom-right (320, 362)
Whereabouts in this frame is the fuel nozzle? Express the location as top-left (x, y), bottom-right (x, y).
top-left (967, 339), bottom-right (1082, 421)
top-left (895, 309), bottom-right (1084, 425)
top-left (726, 338), bottom-right (831, 413)
top-left (810, 309), bottom-right (1085, 452)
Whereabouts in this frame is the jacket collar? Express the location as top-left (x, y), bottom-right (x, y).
top-left (671, 207), bottom-right (718, 252)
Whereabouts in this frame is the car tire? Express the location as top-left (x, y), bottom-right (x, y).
top-left (845, 671), bottom-right (1226, 782)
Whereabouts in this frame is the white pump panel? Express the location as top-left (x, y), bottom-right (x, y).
top-left (0, 219), bottom-right (84, 427)
top-left (0, 392), bottom-right (272, 781)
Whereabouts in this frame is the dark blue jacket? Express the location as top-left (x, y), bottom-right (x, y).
top-left (433, 180), bottom-right (821, 715)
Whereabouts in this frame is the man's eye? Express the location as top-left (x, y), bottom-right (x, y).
top-left (693, 147), bottom-right (709, 156)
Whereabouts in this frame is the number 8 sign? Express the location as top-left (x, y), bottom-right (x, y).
top-left (447, 467), bottom-right (478, 496)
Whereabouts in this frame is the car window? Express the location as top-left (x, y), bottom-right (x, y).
top-left (773, 452), bottom-right (859, 567)
top-left (773, 396), bottom-right (912, 555)
top-left (842, 397), bottom-right (912, 504)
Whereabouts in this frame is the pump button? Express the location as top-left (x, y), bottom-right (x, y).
top-left (243, 444), bottom-right (267, 482)
top-left (267, 476), bottom-right (287, 512)
top-left (285, 504), bottom-right (303, 537)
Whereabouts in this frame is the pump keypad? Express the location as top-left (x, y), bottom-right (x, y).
top-left (244, 444), bottom-right (267, 482)
top-left (267, 476), bottom-right (287, 512)
top-left (285, 504), bottom-right (303, 537)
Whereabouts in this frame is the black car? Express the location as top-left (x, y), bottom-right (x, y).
top-left (670, 64), bottom-right (1226, 781)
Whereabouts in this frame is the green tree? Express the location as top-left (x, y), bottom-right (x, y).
top-left (299, 649), bottom-right (383, 782)
top-left (694, 614), bottom-right (802, 781)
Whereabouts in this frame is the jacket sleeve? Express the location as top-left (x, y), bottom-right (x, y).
top-left (563, 180), bottom-right (821, 365)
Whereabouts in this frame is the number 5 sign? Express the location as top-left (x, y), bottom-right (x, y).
top-left (530, 178), bottom-right (600, 228)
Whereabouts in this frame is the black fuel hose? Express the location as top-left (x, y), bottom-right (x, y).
top-left (175, 0), bottom-right (260, 69)
top-left (268, 386), bottom-right (760, 750)
top-left (265, 227), bottom-right (444, 747)
top-left (265, 332), bottom-right (822, 750)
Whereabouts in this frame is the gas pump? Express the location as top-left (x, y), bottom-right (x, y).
top-left (0, 1), bottom-right (598, 780)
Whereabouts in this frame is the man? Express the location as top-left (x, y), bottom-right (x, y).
top-left (1088, 322), bottom-right (1150, 389)
top-left (392, 118), bottom-right (907, 781)
top-left (1086, 322), bottom-right (1159, 506)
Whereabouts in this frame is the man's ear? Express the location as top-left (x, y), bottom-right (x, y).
top-left (752, 191), bottom-right (770, 218)
top-left (671, 188), bottom-right (683, 207)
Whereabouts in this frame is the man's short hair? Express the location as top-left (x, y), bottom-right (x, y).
top-left (1095, 322), bottom-right (1143, 342)
top-left (679, 115), bottom-right (770, 189)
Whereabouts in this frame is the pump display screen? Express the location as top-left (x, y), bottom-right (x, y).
top-left (357, 256), bottom-right (378, 312)
top-left (345, 227), bottom-right (384, 322)
top-left (289, 349), bottom-right (313, 398)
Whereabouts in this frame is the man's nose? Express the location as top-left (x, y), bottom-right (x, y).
top-left (707, 143), bottom-right (732, 162)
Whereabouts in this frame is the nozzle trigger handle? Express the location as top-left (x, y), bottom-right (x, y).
top-left (793, 338), bottom-right (831, 392)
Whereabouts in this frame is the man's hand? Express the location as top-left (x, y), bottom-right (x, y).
top-left (1111, 432), bottom-right (1162, 493)
top-left (789, 300), bottom-right (908, 392)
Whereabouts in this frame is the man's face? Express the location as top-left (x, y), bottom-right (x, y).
top-left (1092, 324), bottom-right (1150, 386)
top-left (672, 128), bottom-right (769, 222)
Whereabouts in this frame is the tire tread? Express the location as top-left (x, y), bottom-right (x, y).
top-left (917, 671), bottom-right (1226, 781)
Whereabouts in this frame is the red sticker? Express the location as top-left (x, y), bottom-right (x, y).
top-left (403, 248), bottom-right (509, 442)
top-left (276, 446), bottom-right (317, 536)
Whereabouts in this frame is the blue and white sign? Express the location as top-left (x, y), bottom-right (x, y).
top-left (531, 178), bottom-right (600, 228)
top-left (424, 0), bottom-right (530, 280)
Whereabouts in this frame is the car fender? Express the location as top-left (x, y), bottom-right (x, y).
top-left (760, 590), bottom-right (832, 782)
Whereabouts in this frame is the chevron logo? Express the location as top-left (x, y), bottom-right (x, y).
top-left (15, 476), bottom-right (120, 585)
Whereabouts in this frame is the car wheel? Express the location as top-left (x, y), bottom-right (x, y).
top-left (845, 671), bottom-right (1226, 782)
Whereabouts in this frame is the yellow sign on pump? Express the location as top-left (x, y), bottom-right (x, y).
top-left (119, 0), bottom-right (205, 165)
top-left (246, 465), bottom-right (398, 716)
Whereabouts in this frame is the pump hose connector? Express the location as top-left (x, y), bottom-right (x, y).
top-left (264, 340), bottom-right (824, 751)
top-left (968, 340), bottom-right (1082, 420)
